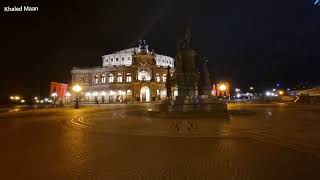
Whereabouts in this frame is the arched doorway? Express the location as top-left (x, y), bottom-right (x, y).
top-left (140, 86), bottom-right (150, 102)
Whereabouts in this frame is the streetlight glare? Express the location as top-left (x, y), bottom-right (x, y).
top-left (101, 91), bottom-right (106, 96)
top-left (279, 90), bottom-right (284, 95)
top-left (72, 84), bottom-right (82, 93)
top-left (219, 84), bottom-right (227, 91)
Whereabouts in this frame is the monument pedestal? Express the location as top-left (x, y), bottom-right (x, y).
top-left (171, 96), bottom-right (227, 112)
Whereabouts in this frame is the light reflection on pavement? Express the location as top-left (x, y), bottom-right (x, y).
top-left (0, 103), bottom-right (319, 179)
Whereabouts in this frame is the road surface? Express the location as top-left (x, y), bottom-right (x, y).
top-left (0, 103), bottom-right (319, 179)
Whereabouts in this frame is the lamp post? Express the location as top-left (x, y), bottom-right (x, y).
top-left (72, 84), bottom-right (82, 109)
top-left (51, 92), bottom-right (58, 106)
top-left (218, 84), bottom-right (227, 97)
top-left (66, 92), bottom-right (71, 104)
top-left (85, 92), bottom-right (91, 103)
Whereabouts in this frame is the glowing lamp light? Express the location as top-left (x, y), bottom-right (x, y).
top-left (250, 87), bottom-right (254, 90)
top-left (236, 94), bottom-right (241, 98)
top-left (14, 96), bottom-right (21, 100)
top-left (265, 91), bottom-right (271, 96)
top-left (51, 92), bottom-right (58, 97)
top-left (10, 96), bottom-right (14, 100)
top-left (44, 98), bottom-right (49, 102)
top-left (21, 99), bottom-right (25, 103)
top-left (85, 92), bottom-right (91, 97)
top-left (72, 84), bottom-right (82, 93)
top-left (66, 92), bottom-right (71, 97)
top-left (101, 91), bottom-right (106, 96)
top-left (93, 91), bottom-right (98, 97)
top-left (235, 88), bottom-right (241, 92)
top-left (278, 90), bottom-right (284, 95)
top-left (218, 84), bottom-right (227, 91)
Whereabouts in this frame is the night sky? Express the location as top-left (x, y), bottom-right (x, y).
top-left (1, 0), bottom-right (320, 103)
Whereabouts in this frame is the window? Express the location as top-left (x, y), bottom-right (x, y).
top-left (94, 75), bottom-right (99, 84)
top-left (162, 74), bottom-right (167, 83)
top-left (106, 59), bottom-right (109, 62)
top-left (111, 58), bottom-right (114, 62)
top-left (138, 70), bottom-right (151, 81)
top-left (126, 73), bottom-right (132, 82)
top-left (116, 58), bottom-right (119, 61)
top-left (122, 57), bottom-right (124, 61)
top-left (80, 76), bottom-right (85, 83)
top-left (117, 73), bottom-right (122, 82)
top-left (155, 73), bottom-right (160, 82)
top-left (108, 74), bottom-right (114, 83)
top-left (128, 57), bottom-right (131, 60)
top-left (101, 74), bottom-right (106, 83)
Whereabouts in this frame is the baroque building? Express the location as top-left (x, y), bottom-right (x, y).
top-left (71, 41), bottom-right (175, 103)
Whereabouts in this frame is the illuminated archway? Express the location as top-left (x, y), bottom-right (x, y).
top-left (140, 86), bottom-right (150, 102)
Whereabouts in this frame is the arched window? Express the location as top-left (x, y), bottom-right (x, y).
top-left (162, 74), bottom-right (167, 83)
top-left (155, 73), bottom-right (160, 82)
top-left (108, 74), bottom-right (114, 83)
top-left (126, 73), bottom-right (132, 82)
top-left (101, 74), bottom-right (106, 83)
top-left (117, 73), bottom-right (123, 82)
top-left (94, 75), bottom-right (99, 84)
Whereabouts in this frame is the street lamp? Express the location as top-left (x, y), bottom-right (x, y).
top-left (85, 92), bottom-right (91, 103)
top-left (93, 91), bottom-right (98, 104)
top-left (278, 90), bottom-right (284, 95)
top-left (72, 84), bottom-right (82, 109)
top-left (51, 92), bottom-right (58, 105)
top-left (218, 84), bottom-right (227, 91)
top-left (66, 92), bottom-right (71, 104)
top-left (101, 91), bottom-right (106, 103)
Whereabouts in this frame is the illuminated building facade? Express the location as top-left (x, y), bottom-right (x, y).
top-left (71, 41), bottom-right (175, 103)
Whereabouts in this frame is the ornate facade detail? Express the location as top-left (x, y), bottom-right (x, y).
top-left (71, 41), bottom-right (175, 103)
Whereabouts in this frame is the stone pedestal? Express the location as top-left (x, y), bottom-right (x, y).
top-left (171, 96), bottom-right (226, 112)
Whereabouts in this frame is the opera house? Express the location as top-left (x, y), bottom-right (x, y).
top-left (71, 41), bottom-right (176, 103)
